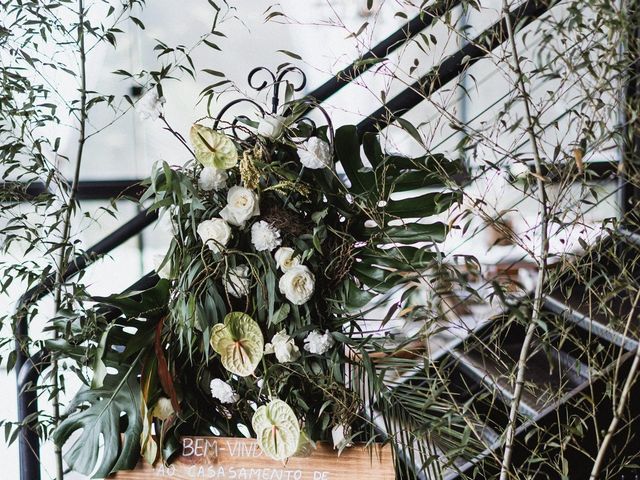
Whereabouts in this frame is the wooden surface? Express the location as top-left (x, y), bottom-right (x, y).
top-left (110, 437), bottom-right (395, 480)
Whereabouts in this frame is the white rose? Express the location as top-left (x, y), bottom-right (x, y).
top-left (152, 253), bottom-right (172, 280)
top-left (279, 265), bottom-right (315, 305)
top-left (210, 378), bottom-right (240, 404)
top-left (331, 424), bottom-right (353, 449)
top-left (297, 137), bottom-right (332, 170)
top-left (136, 89), bottom-right (165, 121)
top-left (274, 247), bottom-right (301, 272)
top-left (257, 114), bottom-right (286, 139)
top-left (264, 330), bottom-right (300, 363)
top-left (219, 186), bottom-right (260, 228)
top-left (303, 330), bottom-right (335, 355)
top-left (151, 397), bottom-right (175, 420)
top-left (224, 265), bottom-right (251, 298)
top-left (197, 218), bottom-right (232, 253)
top-left (198, 167), bottom-right (228, 191)
top-left (251, 221), bottom-right (282, 252)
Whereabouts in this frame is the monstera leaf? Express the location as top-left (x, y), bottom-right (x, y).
top-left (210, 312), bottom-right (264, 376)
top-left (52, 356), bottom-right (143, 478)
top-left (334, 125), bottom-right (461, 294)
top-left (252, 399), bottom-right (300, 460)
top-left (190, 123), bottom-right (238, 169)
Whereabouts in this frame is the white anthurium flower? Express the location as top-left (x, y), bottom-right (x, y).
top-left (279, 265), bottom-right (315, 305)
top-left (251, 221), bottom-right (282, 252)
top-left (219, 186), bottom-right (260, 228)
top-left (152, 253), bottom-right (172, 280)
top-left (264, 330), bottom-right (300, 363)
top-left (190, 124), bottom-right (238, 170)
top-left (224, 265), bottom-right (251, 298)
top-left (210, 378), bottom-right (240, 404)
top-left (198, 166), bottom-right (228, 191)
top-left (297, 137), bottom-right (332, 170)
top-left (136, 89), bottom-right (165, 121)
top-left (151, 397), bottom-right (175, 421)
top-left (331, 424), bottom-right (353, 449)
top-left (303, 330), bottom-right (335, 355)
top-left (274, 247), bottom-right (301, 272)
top-left (257, 114), bottom-right (286, 139)
top-left (197, 218), bottom-right (232, 253)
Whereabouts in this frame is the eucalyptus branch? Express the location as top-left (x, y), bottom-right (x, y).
top-left (498, 1), bottom-right (550, 479)
top-left (50, 1), bottom-right (87, 479)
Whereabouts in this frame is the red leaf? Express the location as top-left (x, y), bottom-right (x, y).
top-left (155, 318), bottom-right (181, 413)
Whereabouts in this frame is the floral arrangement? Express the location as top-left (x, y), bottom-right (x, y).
top-left (50, 94), bottom-right (460, 477)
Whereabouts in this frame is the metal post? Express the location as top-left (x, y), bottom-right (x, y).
top-left (620, 0), bottom-right (640, 227)
top-left (16, 351), bottom-right (48, 480)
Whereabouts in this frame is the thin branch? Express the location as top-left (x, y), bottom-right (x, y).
top-left (50, 1), bottom-right (87, 479)
top-left (498, 1), bottom-right (551, 479)
top-left (589, 289), bottom-right (640, 480)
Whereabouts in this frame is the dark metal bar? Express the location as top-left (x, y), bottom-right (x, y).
top-left (16, 350), bottom-right (48, 480)
top-left (308, 0), bottom-right (459, 104)
top-left (356, 0), bottom-right (554, 136)
top-left (2, 179), bottom-right (145, 202)
top-left (620, 0), bottom-right (640, 227)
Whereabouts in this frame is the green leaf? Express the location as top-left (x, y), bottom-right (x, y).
top-left (277, 49), bottom-right (302, 60)
top-left (384, 192), bottom-right (459, 218)
top-left (210, 312), bottom-right (264, 376)
top-left (189, 124), bottom-right (238, 169)
top-left (252, 399), bottom-right (300, 460)
top-left (362, 222), bottom-right (448, 244)
top-left (90, 326), bottom-right (111, 389)
top-left (92, 279), bottom-right (170, 318)
top-left (53, 354), bottom-right (144, 478)
top-left (335, 125), bottom-right (374, 194)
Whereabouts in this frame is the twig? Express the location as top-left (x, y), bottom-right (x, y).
top-left (498, 1), bottom-right (550, 479)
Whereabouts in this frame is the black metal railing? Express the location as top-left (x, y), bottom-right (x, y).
top-left (13, 1), bottom-right (565, 478)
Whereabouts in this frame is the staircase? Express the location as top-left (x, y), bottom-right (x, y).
top-left (383, 228), bottom-right (640, 479)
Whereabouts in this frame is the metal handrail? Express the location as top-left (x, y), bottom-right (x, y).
top-left (308, 0), bottom-right (459, 105)
top-left (357, 0), bottom-right (553, 136)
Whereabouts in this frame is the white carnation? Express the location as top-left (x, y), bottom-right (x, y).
top-left (197, 218), bottom-right (232, 253)
top-left (264, 330), bottom-right (300, 363)
top-left (198, 167), bottom-right (228, 191)
top-left (274, 247), bottom-right (301, 272)
top-left (279, 265), bottom-right (315, 305)
top-left (220, 186), bottom-right (260, 228)
top-left (152, 253), bottom-right (172, 280)
top-left (257, 114), bottom-right (286, 139)
top-left (224, 265), bottom-right (251, 298)
top-left (297, 137), bottom-right (332, 170)
top-left (151, 397), bottom-right (175, 420)
top-left (136, 89), bottom-right (165, 121)
top-left (210, 378), bottom-right (239, 404)
top-left (303, 330), bottom-right (335, 355)
top-left (251, 221), bottom-right (282, 252)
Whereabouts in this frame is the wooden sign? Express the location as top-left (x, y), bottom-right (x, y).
top-left (110, 437), bottom-right (395, 480)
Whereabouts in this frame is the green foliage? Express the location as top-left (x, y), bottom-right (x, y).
top-left (52, 355), bottom-right (144, 478)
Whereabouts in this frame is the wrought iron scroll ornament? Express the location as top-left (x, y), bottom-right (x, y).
top-left (212, 66), bottom-right (335, 148)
